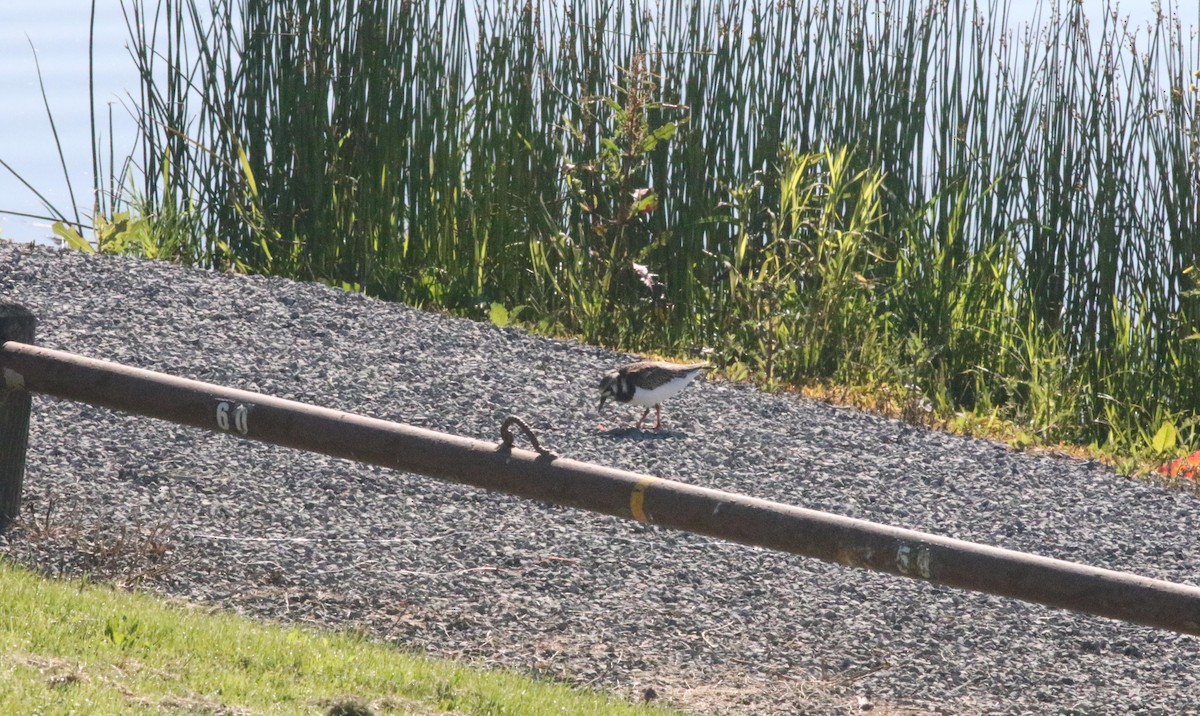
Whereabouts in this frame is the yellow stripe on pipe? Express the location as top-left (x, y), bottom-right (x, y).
top-left (630, 476), bottom-right (658, 523)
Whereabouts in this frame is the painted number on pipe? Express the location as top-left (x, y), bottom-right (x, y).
top-left (215, 401), bottom-right (250, 435)
top-left (896, 543), bottom-right (932, 579)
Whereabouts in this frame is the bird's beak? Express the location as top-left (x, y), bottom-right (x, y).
top-left (598, 394), bottom-right (608, 411)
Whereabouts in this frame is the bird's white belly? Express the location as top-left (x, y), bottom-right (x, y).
top-left (629, 375), bottom-right (697, 406)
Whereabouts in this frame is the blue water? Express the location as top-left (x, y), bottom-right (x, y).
top-left (0, 1), bottom-right (1195, 245)
top-left (0, 2), bottom-right (141, 244)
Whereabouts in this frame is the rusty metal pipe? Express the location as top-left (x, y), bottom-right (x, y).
top-left (3, 340), bottom-right (1200, 636)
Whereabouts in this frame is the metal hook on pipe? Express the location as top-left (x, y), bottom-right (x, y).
top-left (498, 416), bottom-right (557, 460)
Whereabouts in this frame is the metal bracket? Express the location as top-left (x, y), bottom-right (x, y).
top-left (498, 416), bottom-right (557, 460)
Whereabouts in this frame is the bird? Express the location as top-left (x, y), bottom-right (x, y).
top-left (597, 360), bottom-right (710, 431)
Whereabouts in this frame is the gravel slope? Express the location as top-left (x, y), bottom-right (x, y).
top-left (2, 241), bottom-right (1198, 715)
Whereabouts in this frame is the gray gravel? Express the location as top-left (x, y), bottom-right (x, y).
top-left (2, 240), bottom-right (1199, 715)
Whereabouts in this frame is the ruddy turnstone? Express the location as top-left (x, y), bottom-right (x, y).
top-left (598, 360), bottom-right (710, 430)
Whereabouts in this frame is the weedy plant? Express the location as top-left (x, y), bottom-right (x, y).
top-left (709, 148), bottom-right (888, 385)
top-left (45, 0), bottom-right (1200, 458)
top-left (532, 52), bottom-right (686, 344)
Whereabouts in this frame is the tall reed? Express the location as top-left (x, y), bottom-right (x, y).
top-left (115, 0), bottom-right (1200, 452)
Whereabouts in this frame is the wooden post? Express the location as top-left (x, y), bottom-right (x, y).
top-left (0, 304), bottom-right (36, 531)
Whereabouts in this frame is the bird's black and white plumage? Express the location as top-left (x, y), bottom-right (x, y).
top-left (598, 360), bottom-right (709, 430)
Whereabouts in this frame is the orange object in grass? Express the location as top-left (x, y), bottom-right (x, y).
top-left (1156, 450), bottom-right (1200, 480)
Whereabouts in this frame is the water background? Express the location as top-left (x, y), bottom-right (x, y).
top-left (1, 1), bottom-right (1195, 245)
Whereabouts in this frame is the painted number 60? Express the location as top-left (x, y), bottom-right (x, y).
top-left (215, 401), bottom-right (250, 435)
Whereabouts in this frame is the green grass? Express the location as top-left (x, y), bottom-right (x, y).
top-left (0, 560), bottom-right (679, 716)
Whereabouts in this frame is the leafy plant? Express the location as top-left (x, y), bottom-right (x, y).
top-left (103, 615), bottom-right (142, 651)
top-left (533, 52), bottom-right (687, 344)
top-left (709, 147), bottom-right (888, 384)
